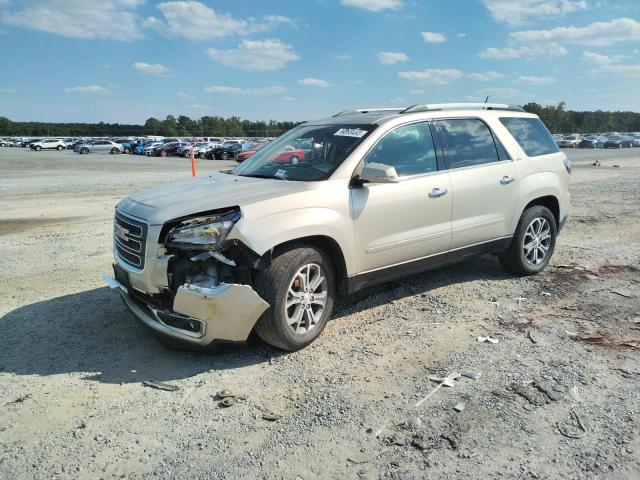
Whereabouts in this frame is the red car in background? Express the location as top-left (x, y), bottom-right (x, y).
top-left (272, 146), bottom-right (305, 164)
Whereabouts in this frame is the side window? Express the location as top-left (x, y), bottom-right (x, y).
top-left (364, 122), bottom-right (437, 177)
top-left (499, 117), bottom-right (560, 157)
top-left (436, 118), bottom-right (500, 169)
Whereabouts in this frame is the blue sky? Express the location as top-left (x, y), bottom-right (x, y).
top-left (0, 0), bottom-right (639, 123)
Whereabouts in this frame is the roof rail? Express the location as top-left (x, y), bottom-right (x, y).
top-left (333, 108), bottom-right (405, 117)
top-left (400, 103), bottom-right (524, 114)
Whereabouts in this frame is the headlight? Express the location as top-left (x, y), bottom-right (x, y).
top-left (166, 210), bottom-right (240, 250)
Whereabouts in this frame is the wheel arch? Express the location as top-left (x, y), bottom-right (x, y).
top-left (523, 195), bottom-right (560, 230)
top-left (267, 235), bottom-right (349, 295)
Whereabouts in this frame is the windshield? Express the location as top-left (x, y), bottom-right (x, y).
top-left (232, 124), bottom-right (376, 181)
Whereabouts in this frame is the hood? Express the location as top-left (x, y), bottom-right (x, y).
top-left (117, 172), bottom-right (308, 225)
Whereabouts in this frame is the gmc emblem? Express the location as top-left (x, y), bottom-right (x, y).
top-left (115, 224), bottom-right (129, 242)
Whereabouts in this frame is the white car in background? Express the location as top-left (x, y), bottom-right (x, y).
top-left (30, 139), bottom-right (66, 151)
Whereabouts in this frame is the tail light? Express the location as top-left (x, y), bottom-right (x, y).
top-left (563, 158), bottom-right (572, 174)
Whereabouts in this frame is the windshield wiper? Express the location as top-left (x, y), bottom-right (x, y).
top-left (240, 173), bottom-right (286, 180)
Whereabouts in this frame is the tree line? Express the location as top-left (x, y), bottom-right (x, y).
top-left (1, 105), bottom-right (640, 138)
top-left (522, 102), bottom-right (640, 133)
top-left (0, 115), bottom-right (301, 138)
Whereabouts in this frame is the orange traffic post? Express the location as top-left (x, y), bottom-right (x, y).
top-left (190, 146), bottom-right (197, 178)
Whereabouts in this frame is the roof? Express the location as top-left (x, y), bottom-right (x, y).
top-left (304, 103), bottom-right (527, 126)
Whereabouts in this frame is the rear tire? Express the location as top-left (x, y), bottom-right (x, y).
top-left (500, 206), bottom-right (557, 276)
top-left (160, 150), bottom-right (167, 157)
top-left (80, 147), bottom-right (89, 154)
top-left (254, 245), bottom-right (335, 351)
top-left (219, 151), bottom-right (229, 160)
top-left (35, 146), bottom-right (42, 151)
top-left (110, 148), bottom-right (119, 154)
top-left (290, 155), bottom-right (300, 164)
top-left (56, 145), bottom-right (63, 151)
top-left (199, 152), bottom-right (205, 159)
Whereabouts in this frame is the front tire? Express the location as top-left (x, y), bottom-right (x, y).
top-left (219, 151), bottom-right (229, 160)
top-left (35, 146), bottom-right (42, 151)
top-left (110, 148), bottom-right (119, 154)
top-left (254, 245), bottom-right (335, 351)
top-left (500, 206), bottom-right (557, 276)
top-left (80, 147), bottom-right (89, 154)
top-left (56, 145), bottom-right (63, 151)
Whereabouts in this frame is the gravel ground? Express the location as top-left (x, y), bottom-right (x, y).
top-left (0, 147), bottom-right (639, 480)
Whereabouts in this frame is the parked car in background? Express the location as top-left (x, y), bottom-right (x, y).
top-left (153, 142), bottom-right (190, 157)
top-left (557, 135), bottom-right (581, 148)
top-left (74, 140), bottom-right (124, 154)
top-left (271, 145), bottom-right (307, 164)
top-left (632, 136), bottom-right (640, 147)
top-left (30, 139), bottom-right (66, 151)
top-left (203, 143), bottom-right (242, 160)
top-left (577, 136), bottom-right (598, 148)
top-left (603, 136), bottom-right (633, 148)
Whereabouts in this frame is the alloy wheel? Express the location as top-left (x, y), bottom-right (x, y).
top-left (285, 263), bottom-right (328, 335)
top-left (523, 217), bottom-right (552, 265)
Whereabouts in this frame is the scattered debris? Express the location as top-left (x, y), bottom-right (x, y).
top-left (142, 380), bottom-right (179, 392)
top-left (220, 396), bottom-right (236, 407)
top-left (592, 160), bottom-right (601, 166)
top-left (347, 448), bottom-right (390, 465)
top-left (613, 164), bottom-right (620, 168)
top-left (558, 409), bottom-right (587, 439)
top-left (541, 292), bottom-right (551, 297)
top-left (461, 371), bottom-right (481, 380)
top-left (577, 335), bottom-right (640, 349)
top-left (454, 399), bottom-right (466, 412)
top-left (527, 330), bottom-right (539, 344)
top-left (216, 390), bottom-right (235, 399)
top-left (6, 393), bottom-right (31, 405)
top-left (514, 296), bottom-right (527, 306)
top-left (416, 373), bottom-right (460, 407)
top-left (374, 426), bottom-right (386, 438)
top-left (477, 336), bottom-right (499, 344)
top-left (611, 289), bottom-right (634, 299)
top-left (403, 416), bottom-right (422, 429)
top-left (261, 413), bottom-right (282, 422)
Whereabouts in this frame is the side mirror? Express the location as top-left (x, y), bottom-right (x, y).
top-left (360, 162), bottom-right (400, 184)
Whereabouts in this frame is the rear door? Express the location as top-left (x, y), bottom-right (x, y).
top-left (434, 118), bottom-right (518, 250)
top-left (351, 121), bottom-right (452, 274)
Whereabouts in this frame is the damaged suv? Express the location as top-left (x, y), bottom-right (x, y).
top-left (105, 103), bottom-right (570, 351)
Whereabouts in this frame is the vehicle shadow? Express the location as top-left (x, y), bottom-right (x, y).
top-left (0, 254), bottom-right (512, 385)
top-left (0, 287), bottom-right (278, 385)
top-left (332, 253), bottom-right (513, 320)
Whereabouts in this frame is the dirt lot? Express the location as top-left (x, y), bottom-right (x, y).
top-left (0, 147), bottom-right (639, 479)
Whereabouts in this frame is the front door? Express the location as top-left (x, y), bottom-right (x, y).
top-left (351, 121), bottom-right (452, 275)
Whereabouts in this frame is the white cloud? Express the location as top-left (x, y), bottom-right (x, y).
top-left (481, 0), bottom-right (587, 26)
top-left (468, 71), bottom-right (505, 81)
top-left (341, 0), bottom-right (403, 12)
top-left (63, 85), bottom-right (116, 95)
top-left (143, 1), bottom-right (294, 40)
top-left (206, 39), bottom-right (299, 71)
top-left (583, 51), bottom-right (618, 64)
top-left (409, 89), bottom-right (426, 95)
top-left (204, 85), bottom-right (286, 95)
top-left (1, 0), bottom-right (143, 40)
top-left (132, 62), bottom-right (171, 76)
top-left (457, 32), bottom-right (467, 38)
top-left (421, 31), bottom-right (447, 43)
top-left (515, 75), bottom-right (557, 85)
top-left (188, 104), bottom-right (212, 110)
top-left (282, 96), bottom-right (296, 101)
top-left (177, 92), bottom-right (195, 99)
top-left (389, 97), bottom-right (406, 104)
top-left (479, 43), bottom-right (568, 59)
top-left (398, 69), bottom-right (463, 85)
top-left (377, 51), bottom-right (409, 65)
top-left (510, 17), bottom-right (640, 47)
top-left (298, 78), bottom-right (332, 88)
top-left (594, 64), bottom-right (640, 78)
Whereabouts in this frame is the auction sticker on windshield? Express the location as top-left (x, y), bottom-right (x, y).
top-left (334, 128), bottom-right (368, 138)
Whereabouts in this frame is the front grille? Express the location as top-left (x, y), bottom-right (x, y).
top-left (114, 211), bottom-right (148, 269)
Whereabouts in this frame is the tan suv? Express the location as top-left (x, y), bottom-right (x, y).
top-left (104, 103), bottom-right (571, 351)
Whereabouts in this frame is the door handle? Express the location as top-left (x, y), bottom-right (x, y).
top-left (428, 188), bottom-right (448, 198)
top-left (500, 176), bottom-right (516, 185)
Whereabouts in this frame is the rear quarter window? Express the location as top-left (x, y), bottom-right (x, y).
top-left (500, 117), bottom-right (559, 157)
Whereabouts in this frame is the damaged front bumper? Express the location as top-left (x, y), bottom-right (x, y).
top-left (104, 274), bottom-right (269, 346)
